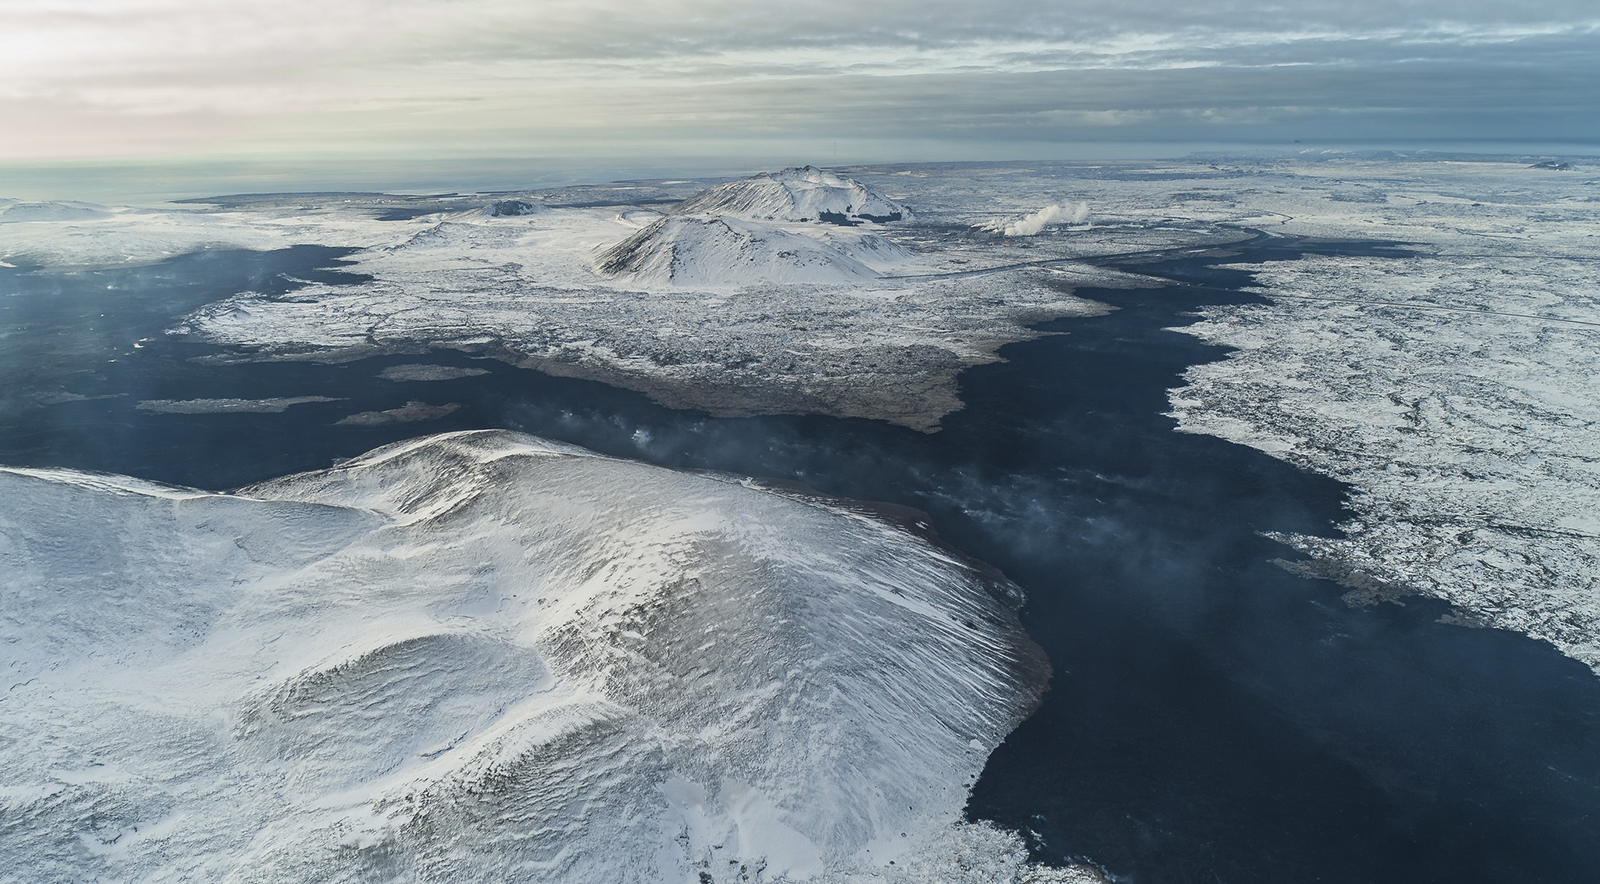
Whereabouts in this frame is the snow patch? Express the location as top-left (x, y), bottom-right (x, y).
top-left (136, 396), bottom-right (342, 414)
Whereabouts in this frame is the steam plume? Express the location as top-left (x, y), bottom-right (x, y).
top-left (980, 201), bottom-right (1089, 236)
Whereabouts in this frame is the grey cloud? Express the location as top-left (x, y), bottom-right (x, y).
top-left (1, 0), bottom-right (1596, 162)
top-left (398, 1), bottom-right (1599, 61)
top-left (397, 37), bottom-right (1600, 138)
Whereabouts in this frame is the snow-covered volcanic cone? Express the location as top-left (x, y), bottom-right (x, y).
top-left (595, 214), bottom-right (919, 287)
top-left (0, 431), bottom-right (1049, 882)
top-left (671, 166), bottom-right (909, 225)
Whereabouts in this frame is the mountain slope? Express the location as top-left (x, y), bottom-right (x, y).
top-left (0, 430), bottom-right (1048, 883)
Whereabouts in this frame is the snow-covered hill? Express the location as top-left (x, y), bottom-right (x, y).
top-left (595, 214), bottom-right (918, 287)
top-left (672, 166), bottom-right (909, 225)
top-left (0, 200), bottom-right (111, 223)
top-left (594, 168), bottom-right (920, 287)
top-left (0, 430), bottom-right (1049, 882)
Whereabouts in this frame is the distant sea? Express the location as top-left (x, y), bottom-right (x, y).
top-left (4, 142), bottom-right (1599, 204)
top-left (2, 237), bottom-right (1597, 884)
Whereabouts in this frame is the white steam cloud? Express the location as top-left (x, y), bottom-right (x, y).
top-left (981, 201), bottom-right (1089, 236)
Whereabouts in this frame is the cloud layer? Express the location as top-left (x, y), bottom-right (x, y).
top-left (2, 1), bottom-right (1596, 163)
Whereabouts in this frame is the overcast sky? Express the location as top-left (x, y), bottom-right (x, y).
top-left (2, 0), bottom-right (1597, 166)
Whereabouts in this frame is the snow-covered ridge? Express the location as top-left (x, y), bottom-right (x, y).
top-left (0, 430), bottom-right (1050, 882)
top-left (672, 166), bottom-right (910, 225)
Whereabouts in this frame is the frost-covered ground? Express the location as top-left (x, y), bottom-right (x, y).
top-left (0, 429), bottom-right (1103, 883)
top-left (1158, 157), bottom-right (1600, 672)
top-left (2, 169), bottom-right (1163, 430)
